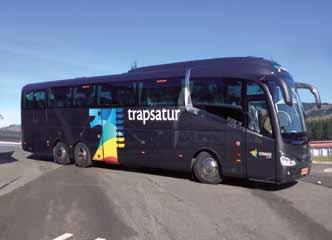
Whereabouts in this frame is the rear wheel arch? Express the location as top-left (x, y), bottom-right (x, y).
top-left (52, 139), bottom-right (63, 148)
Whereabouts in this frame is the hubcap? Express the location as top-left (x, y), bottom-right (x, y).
top-left (200, 157), bottom-right (218, 178)
top-left (77, 144), bottom-right (87, 162)
top-left (56, 146), bottom-right (65, 158)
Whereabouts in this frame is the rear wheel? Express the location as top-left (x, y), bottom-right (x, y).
top-left (74, 142), bottom-right (92, 167)
top-left (193, 151), bottom-right (222, 184)
top-left (53, 142), bottom-right (71, 164)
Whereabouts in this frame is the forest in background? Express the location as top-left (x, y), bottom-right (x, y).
top-left (307, 120), bottom-right (332, 141)
top-left (304, 103), bottom-right (332, 141)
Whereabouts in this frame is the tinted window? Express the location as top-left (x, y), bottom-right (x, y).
top-left (34, 90), bottom-right (46, 108)
top-left (190, 78), bottom-right (242, 108)
top-left (24, 91), bottom-right (34, 109)
top-left (139, 79), bottom-right (181, 106)
top-left (98, 82), bottom-right (137, 107)
top-left (247, 82), bottom-right (272, 136)
top-left (73, 85), bottom-right (96, 107)
top-left (189, 78), bottom-right (243, 122)
top-left (48, 87), bottom-right (72, 108)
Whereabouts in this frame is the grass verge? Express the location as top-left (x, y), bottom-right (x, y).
top-left (313, 156), bottom-right (332, 163)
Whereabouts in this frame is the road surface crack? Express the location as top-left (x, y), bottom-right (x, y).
top-left (0, 177), bottom-right (20, 191)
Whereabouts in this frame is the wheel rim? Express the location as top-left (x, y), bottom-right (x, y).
top-left (76, 144), bottom-right (87, 162)
top-left (55, 145), bottom-right (66, 160)
top-left (199, 157), bottom-right (219, 179)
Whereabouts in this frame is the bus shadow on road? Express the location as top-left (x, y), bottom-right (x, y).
top-left (93, 162), bottom-right (193, 181)
top-left (27, 153), bottom-right (54, 162)
top-left (25, 155), bottom-right (298, 191)
top-left (221, 177), bottom-right (298, 191)
top-left (0, 151), bottom-right (18, 164)
top-left (93, 162), bottom-right (297, 190)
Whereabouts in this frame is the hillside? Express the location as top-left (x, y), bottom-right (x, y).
top-left (303, 103), bottom-right (332, 121)
top-left (0, 124), bottom-right (21, 142)
top-left (0, 124), bottom-right (21, 132)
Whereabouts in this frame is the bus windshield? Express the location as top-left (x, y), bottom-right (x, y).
top-left (269, 82), bottom-right (306, 136)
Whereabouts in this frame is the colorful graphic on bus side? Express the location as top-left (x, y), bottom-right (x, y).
top-left (89, 108), bottom-right (125, 164)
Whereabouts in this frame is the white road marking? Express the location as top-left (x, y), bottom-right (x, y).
top-left (52, 233), bottom-right (106, 240)
top-left (0, 141), bottom-right (21, 145)
top-left (323, 168), bottom-right (332, 173)
top-left (53, 233), bottom-right (74, 240)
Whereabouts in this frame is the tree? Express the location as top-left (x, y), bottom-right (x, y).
top-left (327, 121), bottom-right (332, 140)
top-left (306, 119), bottom-right (332, 141)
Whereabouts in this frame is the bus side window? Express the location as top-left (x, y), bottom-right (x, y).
top-left (48, 87), bottom-right (72, 108)
top-left (34, 90), bottom-right (46, 108)
top-left (24, 91), bottom-right (34, 109)
top-left (98, 84), bottom-right (113, 106)
top-left (190, 78), bottom-right (243, 122)
top-left (139, 79), bottom-right (181, 106)
top-left (113, 82), bottom-right (137, 106)
top-left (98, 82), bottom-right (137, 107)
top-left (73, 85), bottom-right (96, 107)
top-left (247, 83), bottom-right (273, 136)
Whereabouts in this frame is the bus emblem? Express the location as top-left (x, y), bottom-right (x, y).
top-left (250, 148), bottom-right (258, 158)
top-left (250, 148), bottom-right (272, 159)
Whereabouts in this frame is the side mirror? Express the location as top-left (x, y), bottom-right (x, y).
top-left (296, 82), bottom-right (321, 109)
top-left (276, 78), bottom-right (293, 106)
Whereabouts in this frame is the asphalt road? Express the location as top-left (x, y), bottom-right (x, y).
top-left (1, 144), bottom-right (332, 240)
top-left (302, 163), bottom-right (332, 188)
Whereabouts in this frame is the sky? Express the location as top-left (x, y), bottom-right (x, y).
top-left (0, 0), bottom-right (331, 127)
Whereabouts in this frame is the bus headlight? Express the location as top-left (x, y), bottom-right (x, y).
top-left (280, 156), bottom-right (296, 167)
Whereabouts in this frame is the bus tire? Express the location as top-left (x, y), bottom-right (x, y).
top-left (193, 151), bottom-right (222, 184)
top-left (53, 142), bottom-right (71, 165)
top-left (74, 142), bottom-right (92, 168)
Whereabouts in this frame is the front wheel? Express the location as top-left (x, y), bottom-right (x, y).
top-left (74, 142), bottom-right (93, 168)
top-left (193, 151), bottom-right (222, 184)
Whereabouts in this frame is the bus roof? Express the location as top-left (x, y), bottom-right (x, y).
top-left (22, 57), bottom-right (289, 92)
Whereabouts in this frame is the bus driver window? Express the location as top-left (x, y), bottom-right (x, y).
top-left (247, 83), bottom-right (273, 136)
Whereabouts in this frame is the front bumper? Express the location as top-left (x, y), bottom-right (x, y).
top-left (279, 160), bottom-right (311, 183)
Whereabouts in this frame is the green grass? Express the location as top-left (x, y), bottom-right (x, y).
top-left (313, 156), bottom-right (332, 162)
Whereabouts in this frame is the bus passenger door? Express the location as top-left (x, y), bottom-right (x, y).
top-left (245, 82), bottom-right (276, 181)
top-left (246, 130), bottom-right (275, 181)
